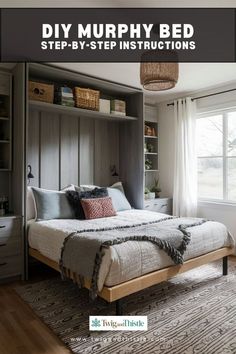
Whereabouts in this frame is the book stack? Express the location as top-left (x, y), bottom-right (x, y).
top-left (111, 99), bottom-right (126, 116)
top-left (55, 86), bottom-right (75, 107)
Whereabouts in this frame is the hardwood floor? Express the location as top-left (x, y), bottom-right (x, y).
top-left (0, 264), bottom-right (71, 354)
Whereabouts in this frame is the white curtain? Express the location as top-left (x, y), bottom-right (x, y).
top-left (173, 97), bottom-right (197, 217)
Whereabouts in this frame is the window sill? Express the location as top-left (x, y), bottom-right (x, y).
top-left (198, 199), bottom-right (236, 209)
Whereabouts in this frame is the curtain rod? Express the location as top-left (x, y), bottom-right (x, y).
top-left (167, 88), bottom-right (236, 107)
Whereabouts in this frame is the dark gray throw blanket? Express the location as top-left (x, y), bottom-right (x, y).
top-left (60, 216), bottom-right (207, 298)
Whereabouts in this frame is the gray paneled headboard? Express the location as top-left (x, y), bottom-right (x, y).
top-left (27, 108), bottom-right (119, 190)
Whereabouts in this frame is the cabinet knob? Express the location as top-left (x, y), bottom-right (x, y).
top-left (0, 262), bottom-right (7, 267)
top-left (0, 225), bottom-right (6, 229)
top-left (0, 243), bottom-right (6, 247)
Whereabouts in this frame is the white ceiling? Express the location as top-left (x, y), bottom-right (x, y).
top-left (52, 62), bottom-right (236, 104)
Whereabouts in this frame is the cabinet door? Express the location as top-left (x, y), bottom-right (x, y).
top-left (0, 255), bottom-right (22, 278)
top-left (0, 217), bottom-right (22, 279)
top-left (0, 217), bottom-right (21, 238)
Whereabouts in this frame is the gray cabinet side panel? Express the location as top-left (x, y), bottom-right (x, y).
top-left (108, 122), bottom-right (119, 186)
top-left (27, 109), bottom-right (40, 187)
top-left (79, 117), bottom-right (94, 185)
top-left (60, 115), bottom-right (79, 189)
top-left (119, 93), bottom-right (144, 208)
top-left (12, 63), bottom-right (25, 215)
top-left (40, 112), bottom-right (59, 190)
top-left (94, 121), bottom-right (119, 187)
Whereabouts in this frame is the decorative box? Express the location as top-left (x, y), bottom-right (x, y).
top-left (28, 81), bottom-right (54, 103)
top-left (111, 99), bottom-right (126, 116)
top-left (99, 99), bottom-right (110, 114)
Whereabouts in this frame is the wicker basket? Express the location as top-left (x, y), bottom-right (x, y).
top-left (74, 87), bottom-right (100, 111)
top-left (29, 81), bottom-right (54, 103)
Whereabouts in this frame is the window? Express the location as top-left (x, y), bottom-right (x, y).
top-left (197, 110), bottom-right (236, 202)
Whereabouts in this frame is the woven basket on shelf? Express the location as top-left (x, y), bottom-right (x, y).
top-left (74, 87), bottom-right (100, 111)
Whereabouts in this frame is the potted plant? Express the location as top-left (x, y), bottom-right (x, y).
top-left (145, 158), bottom-right (152, 170)
top-left (144, 187), bottom-right (150, 200)
top-left (150, 178), bottom-right (161, 198)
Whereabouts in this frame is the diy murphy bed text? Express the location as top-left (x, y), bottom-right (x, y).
top-left (41, 23), bottom-right (196, 51)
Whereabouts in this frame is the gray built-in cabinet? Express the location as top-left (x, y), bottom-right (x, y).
top-left (0, 71), bottom-right (12, 200)
top-left (0, 62), bottom-right (145, 280)
top-left (0, 62), bottom-right (175, 282)
top-left (0, 65), bottom-right (24, 281)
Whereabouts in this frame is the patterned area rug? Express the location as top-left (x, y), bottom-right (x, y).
top-left (16, 261), bottom-right (236, 354)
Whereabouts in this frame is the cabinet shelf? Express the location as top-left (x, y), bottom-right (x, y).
top-left (0, 117), bottom-right (9, 121)
top-left (0, 140), bottom-right (10, 143)
top-left (145, 152), bottom-right (158, 155)
top-left (144, 135), bottom-right (158, 139)
top-left (29, 100), bottom-right (138, 122)
top-left (145, 169), bottom-right (159, 172)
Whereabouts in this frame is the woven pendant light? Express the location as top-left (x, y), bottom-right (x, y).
top-left (140, 51), bottom-right (179, 91)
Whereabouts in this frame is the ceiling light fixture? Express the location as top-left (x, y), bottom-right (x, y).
top-left (140, 50), bottom-right (179, 91)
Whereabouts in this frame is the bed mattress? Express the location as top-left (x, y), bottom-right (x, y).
top-left (28, 209), bottom-right (233, 291)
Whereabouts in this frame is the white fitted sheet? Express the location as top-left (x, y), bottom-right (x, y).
top-left (28, 209), bottom-right (234, 291)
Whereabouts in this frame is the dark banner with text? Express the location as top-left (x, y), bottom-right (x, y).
top-left (0, 8), bottom-right (235, 62)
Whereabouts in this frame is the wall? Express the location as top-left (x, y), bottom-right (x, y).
top-left (157, 83), bottom-right (236, 239)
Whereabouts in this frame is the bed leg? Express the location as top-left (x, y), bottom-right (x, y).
top-left (223, 256), bottom-right (228, 276)
top-left (115, 299), bottom-right (123, 315)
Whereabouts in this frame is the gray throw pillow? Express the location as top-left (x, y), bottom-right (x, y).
top-left (66, 187), bottom-right (108, 219)
top-left (107, 187), bottom-right (131, 211)
top-left (31, 187), bottom-right (75, 220)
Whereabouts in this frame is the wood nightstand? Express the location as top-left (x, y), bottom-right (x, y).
top-left (144, 198), bottom-right (173, 215)
top-left (0, 215), bottom-right (23, 281)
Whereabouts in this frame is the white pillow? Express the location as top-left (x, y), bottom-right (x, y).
top-left (110, 181), bottom-right (125, 194)
top-left (61, 184), bottom-right (77, 191)
top-left (107, 187), bottom-right (131, 211)
top-left (26, 187), bottom-right (36, 221)
top-left (27, 185), bottom-right (77, 221)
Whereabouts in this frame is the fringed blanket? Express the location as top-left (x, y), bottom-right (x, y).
top-left (60, 216), bottom-right (207, 298)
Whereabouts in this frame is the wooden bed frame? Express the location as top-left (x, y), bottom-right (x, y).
top-left (29, 246), bottom-right (233, 315)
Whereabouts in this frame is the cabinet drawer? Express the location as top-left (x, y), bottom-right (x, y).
top-left (0, 218), bottom-right (22, 239)
top-left (0, 255), bottom-right (22, 279)
top-left (0, 73), bottom-right (10, 95)
top-left (144, 198), bottom-right (172, 215)
top-left (0, 239), bottom-right (21, 257)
